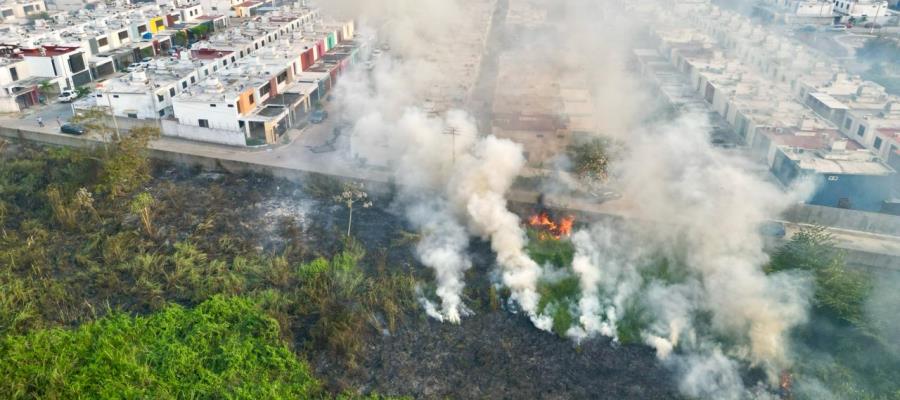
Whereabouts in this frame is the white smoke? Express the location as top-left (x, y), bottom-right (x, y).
top-left (407, 199), bottom-right (472, 323)
top-left (334, 56), bottom-right (548, 326)
top-left (322, 0), bottom-right (824, 397)
top-left (562, 114), bottom-right (815, 397)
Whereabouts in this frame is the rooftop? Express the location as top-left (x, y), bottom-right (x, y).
top-left (19, 45), bottom-right (80, 57)
top-left (785, 149), bottom-right (895, 175)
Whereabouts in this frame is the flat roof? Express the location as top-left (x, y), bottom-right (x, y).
top-left (20, 45), bottom-right (80, 57)
top-left (191, 49), bottom-right (234, 60)
top-left (809, 92), bottom-right (849, 110)
top-left (793, 155), bottom-right (894, 175)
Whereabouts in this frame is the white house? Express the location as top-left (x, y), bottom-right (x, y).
top-left (832, 0), bottom-right (890, 17)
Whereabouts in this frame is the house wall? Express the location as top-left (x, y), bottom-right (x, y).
top-left (161, 118), bottom-right (246, 146)
top-left (173, 98), bottom-right (241, 131)
top-left (807, 171), bottom-right (895, 211)
top-left (0, 60), bottom-right (30, 85)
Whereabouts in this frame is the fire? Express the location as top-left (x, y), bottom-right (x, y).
top-left (779, 370), bottom-right (793, 400)
top-left (527, 211), bottom-right (575, 240)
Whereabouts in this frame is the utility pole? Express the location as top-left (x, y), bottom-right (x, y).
top-left (870, 2), bottom-right (883, 34)
top-left (443, 126), bottom-right (460, 165)
top-left (104, 88), bottom-right (121, 141)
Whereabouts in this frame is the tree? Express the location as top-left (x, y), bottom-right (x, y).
top-left (568, 138), bottom-right (613, 182)
top-left (768, 226), bottom-right (872, 324)
top-left (37, 80), bottom-right (55, 99)
top-left (71, 107), bottom-right (117, 149)
top-left (174, 30), bottom-right (188, 47)
top-left (130, 192), bottom-right (155, 236)
top-left (190, 24), bottom-right (209, 40)
top-left (100, 125), bottom-right (159, 198)
top-left (74, 86), bottom-right (90, 99)
top-left (333, 182), bottom-right (372, 237)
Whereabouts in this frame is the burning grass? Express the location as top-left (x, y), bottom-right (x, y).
top-left (525, 213), bottom-right (580, 337)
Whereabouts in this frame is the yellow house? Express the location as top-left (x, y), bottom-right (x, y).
top-left (148, 16), bottom-right (166, 34)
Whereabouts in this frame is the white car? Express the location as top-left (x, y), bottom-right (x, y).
top-left (58, 90), bottom-right (78, 103)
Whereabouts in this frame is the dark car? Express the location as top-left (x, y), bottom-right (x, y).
top-left (310, 110), bottom-right (328, 124)
top-left (60, 124), bottom-right (86, 136)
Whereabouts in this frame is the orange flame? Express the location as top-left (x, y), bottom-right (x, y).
top-left (779, 370), bottom-right (793, 400)
top-left (527, 211), bottom-right (574, 240)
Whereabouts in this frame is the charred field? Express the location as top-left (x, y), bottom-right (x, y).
top-left (149, 163), bottom-right (681, 399)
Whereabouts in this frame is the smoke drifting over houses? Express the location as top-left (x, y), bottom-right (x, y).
top-left (316, 0), bottom-right (893, 398)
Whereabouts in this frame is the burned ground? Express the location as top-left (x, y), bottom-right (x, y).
top-left (326, 313), bottom-right (679, 400)
top-left (148, 162), bottom-right (680, 399)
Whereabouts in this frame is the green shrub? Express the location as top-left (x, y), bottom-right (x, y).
top-left (0, 296), bottom-right (322, 399)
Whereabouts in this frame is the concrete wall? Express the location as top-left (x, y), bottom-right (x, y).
top-left (161, 119), bottom-right (246, 146)
top-left (782, 203), bottom-right (900, 236)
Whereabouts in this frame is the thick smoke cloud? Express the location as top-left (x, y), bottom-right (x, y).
top-left (333, 53), bottom-right (549, 326)
top-left (565, 114), bottom-right (815, 396)
top-left (321, 0), bottom-right (823, 397)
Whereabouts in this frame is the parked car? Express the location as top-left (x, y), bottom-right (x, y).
top-left (863, 22), bottom-right (882, 29)
top-left (59, 123), bottom-right (85, 136)
top-left (827, 24), bottom-right (848, 31)
top-left (310, 110), bottom-right (328, 124)
top-left (58, 90), bottom-right (77, 103)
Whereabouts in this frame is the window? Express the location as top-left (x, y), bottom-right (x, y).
top-left (844, 118), bottom-right (852, 129)
top-left (9, 67), bottom-right (17, 81)
top-left (248, 93), bottom-right (254, 104)
top-left (68, 53), bottom-right (86, 73)
top-left (159, 110), bottom-right (165, 117)
top-left (260, 82), bottom-right (271, 94)
top-left (157, 94), bottom-right (164, 101)
top-left (137, 25), bottom-right (147, 34)
top-left (277, 71), bottom-right (287, 83)
top-left (169, 88), bottom-right (175, 96)
top-left (199, 119), bottom-right (209, 128)
top-left (210, 104), bottom-right (217, 107)
top-left (231, 56), bottom-right (235, 63)
top-left (223, 59), bottom-right (227, 66)
top-left (98, 37), bottom-right (108, 46)
top-left (113, 94), bottom-right (120, 98)
top-left (155, 20), bottom-right (164, 29)
top-left (118, 31), bottom-right (128, 40)
top-left (857, 125), bottom-right (866, 137)
top-left (874, 137), bottom-right (883, 150)
top-left (228, 103), bottom-right (235, 108)
top-left (127, 113), bottom-right (137, 118)
top-left (182, 81), bottom-right (187, 89)
top-left (190, 76), bottom-right (196, 83)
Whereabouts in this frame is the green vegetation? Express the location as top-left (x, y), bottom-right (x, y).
top-left (0, 296), bottom-right (321, 399)
top-left (567, 138), bottom-right (613, 182)
top-left (75, 85), bottom-right (91, 99)
top-left (174, 30), bottom-right (189, 47)
top-left (535, 275), bottom-right (580, 336)
top-left (0, 135), bottom-right (417, 397)
top-left (768, 226), bottom-right (900, 400)
top-left (526, 228), bottom-right (575, 267)
top-left (768, 226), bottom-right (871, 324)
top-left (527, 232), bottom-right (579, 336)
